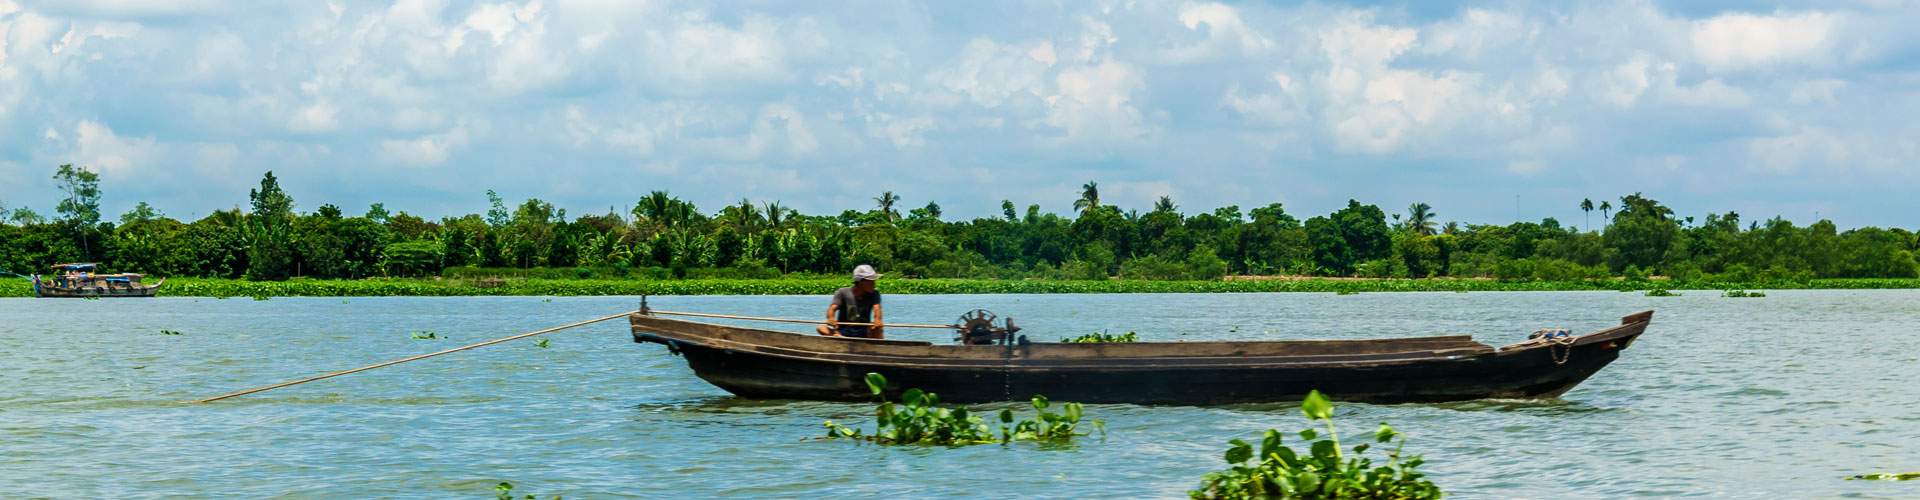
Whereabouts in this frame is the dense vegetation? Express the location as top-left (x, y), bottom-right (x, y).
top-left (4, 166), bottom-right (1918, 286)
top-left (1191, 390), bottom-right (1441, 499)
top-left (823, 373), bottom-right (1099, 446)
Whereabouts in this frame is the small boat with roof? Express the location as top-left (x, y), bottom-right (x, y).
top-left (32, 263), bottom-right (164, 298)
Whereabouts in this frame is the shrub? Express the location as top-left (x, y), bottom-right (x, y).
top-left (1186, 246), bottom-right (1229, 280)
top-left (1189, 390), bottom-right (1441, 499)
top-left (381, 240), bottom-right (445, 277)
top-left (823, 373), bottom-right (1101, 446)
top-left (1120, 254), bottom-right (1188, 280)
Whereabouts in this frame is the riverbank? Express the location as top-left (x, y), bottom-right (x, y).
top-left (5, 276), bottom-right (1919, 297)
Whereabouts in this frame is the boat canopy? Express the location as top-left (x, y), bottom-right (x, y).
top-left (51, 263), bottom-right (99, 271)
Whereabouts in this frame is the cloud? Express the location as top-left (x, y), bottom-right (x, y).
top-left (1691, 11), bottom-right (1838, 70)
top-left (380, 125), bottom-right (471, 167)
top-left (68, 120), bottom-right (155, 177)
top-left (0, 0), bottom-right (1917, 227)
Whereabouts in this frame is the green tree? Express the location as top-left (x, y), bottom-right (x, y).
top-left (246, 171), bottom-right (298, 280)
top-left (1602, 193), bottom-right (1679, 272)
top-left (1580, 198), bottom-right (1594, 232)
top-left (53, 164), bottom-right (103, 259)
top-left (119, 202), bottom-right (161, 225)
top-left (365, 203), bottom-right (390, 223)
top-left (1073, 181), bottom-right (1100, 213)
top-left (1405, 202), bottom-right (1437, 236)
top-left (873, 191), bottom-right (901, 223)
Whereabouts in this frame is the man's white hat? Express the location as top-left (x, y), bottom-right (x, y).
top-left (852, 264), bottom-right (882, 282)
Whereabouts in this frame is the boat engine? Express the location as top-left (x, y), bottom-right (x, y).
top-left (954, 309), bottom-right (1021, 345)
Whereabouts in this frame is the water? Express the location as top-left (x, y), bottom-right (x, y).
top-left (3, 291), bottom-right (1917, 498)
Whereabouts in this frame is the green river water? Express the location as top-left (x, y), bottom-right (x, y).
top-left (2, 291), bottom-right (1916, 498)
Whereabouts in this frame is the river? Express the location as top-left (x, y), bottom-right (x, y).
top-left (3, 291), bottom-right (1916, 498)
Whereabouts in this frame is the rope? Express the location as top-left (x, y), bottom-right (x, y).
top-left (1528, 328), bottom-right (1577, 365)
top-left (186, 310), bottom-right (636, 403)
top-left (645, 309), bottom-right (958, 329)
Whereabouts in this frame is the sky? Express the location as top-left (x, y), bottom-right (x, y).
top-left (1, 0), bottom-right (1916, 229)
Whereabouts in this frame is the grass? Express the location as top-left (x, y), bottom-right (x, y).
top-left (3, 276), bottom-right (1919, 298)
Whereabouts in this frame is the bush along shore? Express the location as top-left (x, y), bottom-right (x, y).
top-left (4, 275), bottom-right (1919, 298)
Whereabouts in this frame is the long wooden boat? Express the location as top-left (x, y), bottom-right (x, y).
top-left (32, 263), bottom-right (164, 298)
top-left (630, 310), bottom-right (1652, 405)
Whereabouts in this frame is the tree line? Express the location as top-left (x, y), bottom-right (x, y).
top-left (2, 166), bottom-right (1917, 282)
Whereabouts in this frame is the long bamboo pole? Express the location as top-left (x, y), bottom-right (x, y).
top-left (645, 309), bottom-right (957, 329)
top-left (187, 310), bottom-right (636, 404)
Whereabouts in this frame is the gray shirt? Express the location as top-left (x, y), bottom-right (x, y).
top-left (831, 287), bottom-right (881, 324)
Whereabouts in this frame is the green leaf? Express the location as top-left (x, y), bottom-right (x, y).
top-left (1225, 439), bottom-right (1254, 464)
top-left (1260, 430), bottom-right (1283, 460)
top-left (1032, 394), bottom-right (1050, 410)
top-left (1300, 428), bottom-right (1318, 441)
top-left (1311, 440), bottom-right (1338, 460)
top-left (1301, 390), bottom-right (1333, 420)
top-left (864, 372), bottom-right (887, 396)
top-left (1375, 422), bottom-right (1397, 443)
top-left (999, 408), bottom-right (1015, 423)
top-left (902, 388), bottom-right (925, 407)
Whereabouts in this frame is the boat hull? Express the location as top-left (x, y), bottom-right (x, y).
top-left (632, 311), bottom-right (1650, 405)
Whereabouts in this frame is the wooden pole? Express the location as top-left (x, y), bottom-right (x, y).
top-left (645, 309), bottom-right (957, 329)
top-left (187, 310), bottom-right (636, 404)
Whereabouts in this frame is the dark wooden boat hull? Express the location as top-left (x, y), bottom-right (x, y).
top-left (631, 311), bottom-right (1651, 405)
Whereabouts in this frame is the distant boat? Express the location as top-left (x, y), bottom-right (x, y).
top-left (32, 263), bottom-right (164, 298)
top-left (628, 310), bottom-right (1653, 405)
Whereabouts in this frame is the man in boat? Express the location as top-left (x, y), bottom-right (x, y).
top-left (817, 264), bottom-right (885, 339)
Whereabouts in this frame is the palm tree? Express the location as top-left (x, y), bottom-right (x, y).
top-left (728, 198), bottom-right (762, 232)
top-left (1153, 195), bottom-right (1177, 213)
top-left (1443, 221), bottom-right (1459, 235)
top-left (763, 201), bottom-right (787, 229)
top-left (1600, 200), bottom-right (1613, 225)
top-left (1073, 181), bottom-right (1100, 213)
top-left (1406, 202), bottom-right (1436, 236)
top-left (1580, 198), bottom-right (1594, 232)
top-left (634, 191), bottom-right (675, 228)
top-left (874, 191), bottom-right (901, 223)
top-left (923, 201), bottom-right (942, 220)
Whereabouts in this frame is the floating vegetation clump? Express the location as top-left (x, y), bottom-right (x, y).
top-left (493, 482), bottom-right (558, 499)
top-left (1062, 331), bottom-right (1138, 343)
top-left (535, 338), bottom-right (551, 348)
top-left (824, 373), bottom-right (1101, 446)
top-left (1850, 472), bottom-right (1920, 481)
top-left (1722, 290), bottom-right (1766, 298)
top-left (1190, 390), bottom-right (1442, 499)
top-left (410, 331), bottom-right (438, 340)
top-left (159, 329), bottom-right (183, 336)
top-left (1645, 289), bottom-right (1679, 297)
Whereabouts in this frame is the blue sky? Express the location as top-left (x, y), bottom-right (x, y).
top-left (1, 0), bottom-right (1916, 228)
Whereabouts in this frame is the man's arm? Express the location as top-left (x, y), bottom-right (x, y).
top-left (819, 303), bottom-right (841, 336)
top-left (869, 304), bottom-right (885, 339)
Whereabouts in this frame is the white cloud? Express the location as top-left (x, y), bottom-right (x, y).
top-left (929, 38), bottom-right (1053, 108)
top-left (290, 102), bottom-right (340, 132)
top-left (1162, 2), bottom-right (1273, 62)
top-left (1045, 60), bottom-right (1147, 143)
top-left (380, 125), bottom-right (470, 167)
top-left (1691, 11), bottom-right (1838, 70)
top-left (69, 120), bottom-right (155, 177)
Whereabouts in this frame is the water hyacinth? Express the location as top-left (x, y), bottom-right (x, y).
top-left (1061, 331), bottom-right (1139, 343)
top-left (1190, 390), bottom-right (1441, 499)
top-left (823, 373), bottom-right (1102, 446)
